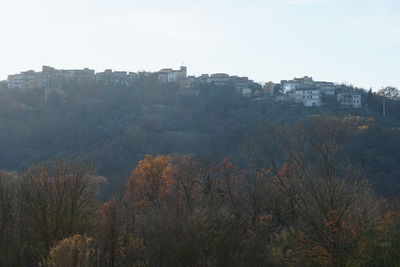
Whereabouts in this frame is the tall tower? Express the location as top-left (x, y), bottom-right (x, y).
top-left (180, 66), bottom-right (187, 78)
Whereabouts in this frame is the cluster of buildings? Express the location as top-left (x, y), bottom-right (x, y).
top-left (156, 67), bottom-right (260, 97)
top-left (7, 66), bottom-right (141, 90)
top-left (182, 73), bottom-right (260, 97)
top-left (6, 66), bottom-right (261, 97)
top-left (273, 76), bottom-right (362, 108)
top-left (157, 67), bottom-right (187, 83)
top-left (5, 66), bottom-right (362, 108)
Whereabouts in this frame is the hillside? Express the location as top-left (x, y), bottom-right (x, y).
top-left (0, 80), bottom-right (399, 196)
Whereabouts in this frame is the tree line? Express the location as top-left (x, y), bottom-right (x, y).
top-left (1, 116), bottom-right (400, 266)
top-left (1, 81), bottom-right (400, 199)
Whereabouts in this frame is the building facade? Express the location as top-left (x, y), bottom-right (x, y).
top-left (295, 89), bottom-right (321, 107)
top-left (157, 67), bottom-right (187, 83)
top-left (337, 93), bottom-right (362, 108)
top-left (7, 70), bottom-right (40, 90)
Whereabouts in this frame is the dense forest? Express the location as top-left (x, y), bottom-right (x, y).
top-left (0, 80), bottom-right (399, 196)
top-left (1, 80), bottom-right (400, 266)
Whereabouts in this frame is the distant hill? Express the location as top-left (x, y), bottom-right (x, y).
top-left (0, 80), bottom-right (399, 197)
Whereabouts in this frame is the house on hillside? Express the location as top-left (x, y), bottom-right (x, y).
top-left (281, 80), bottom-right (297, 93)
top-left (179, 78), bottom-right (193, 90)
top-left (59, 68), bottom-right (95, 82)
top-left (315, 81), bottom-right (335, 96)
top-left (210, 73), bottom-right (231, 86)
top-left (337, 93), bottom-right (362, 108)
top-left (96, 69), bottom-right (137, 86)
top-left (43, 66), bottom-right (96, 86)
top-left (281, 76), bottom-right (336, 95)
top-left (281, 76), bottom-right (314, 93)
top-left (234, 77), bottom-right (250, 91)
top-left (294, 76), bottom-right (314, 89)
top-left (295, 89), bottom-right (321, 107)
top-left (242, 88), bottom-right (252, 97)
top-left (194, 74), bottom-right (212, 86)
top-left (157, 67), bottom-right (187, 83)
top-left (7, 70), bottom-right (40, 89)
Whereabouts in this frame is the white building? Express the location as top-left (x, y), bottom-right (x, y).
top-left (157, 66), bottom-right (187, 83)
top-left (337, 93), bottom-right (361, 108)
top-left (295, 89), bottom-right (321, 107)
top-left (242, 88), bottom-right (252, 97)
top-left (281, 76), bottom-right (314, 93)
top-left (281, 81), bottom-right (297, 93)
top-left (315, 82), bottom-right (335, 95)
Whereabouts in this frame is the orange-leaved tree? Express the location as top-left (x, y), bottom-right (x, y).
top-left (40, 234), bottom-right (97, 267)
top-left (125, 154), bottom-right (175, 208)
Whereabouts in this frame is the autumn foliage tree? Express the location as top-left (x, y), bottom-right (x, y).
top-left (247, 116), bottom-right (385, 266)
top-left (40, 235), bottom-right (98, 267)
top-left (125, 154), bottom-right (175, 207)
top-left (1, 115), bottom-right (400, 266)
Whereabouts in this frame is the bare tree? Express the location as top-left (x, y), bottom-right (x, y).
top-left (0, 171), bottom-right (20, 266)
top-left (19, 160), bottom-right (99, 260)
top-left (378, 86), bottom-right (400, 100)
top-left (247, 116), bottom-right (383, 266)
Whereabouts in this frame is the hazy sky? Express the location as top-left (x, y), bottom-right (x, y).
top-left (0, 0), bottom-right (399, 90)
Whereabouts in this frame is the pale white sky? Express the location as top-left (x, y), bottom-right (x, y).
top-left (0, 0), bottom-right (399, 89)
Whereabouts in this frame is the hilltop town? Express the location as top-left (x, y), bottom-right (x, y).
top-left (3, 66), bottom-right (363, 108)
